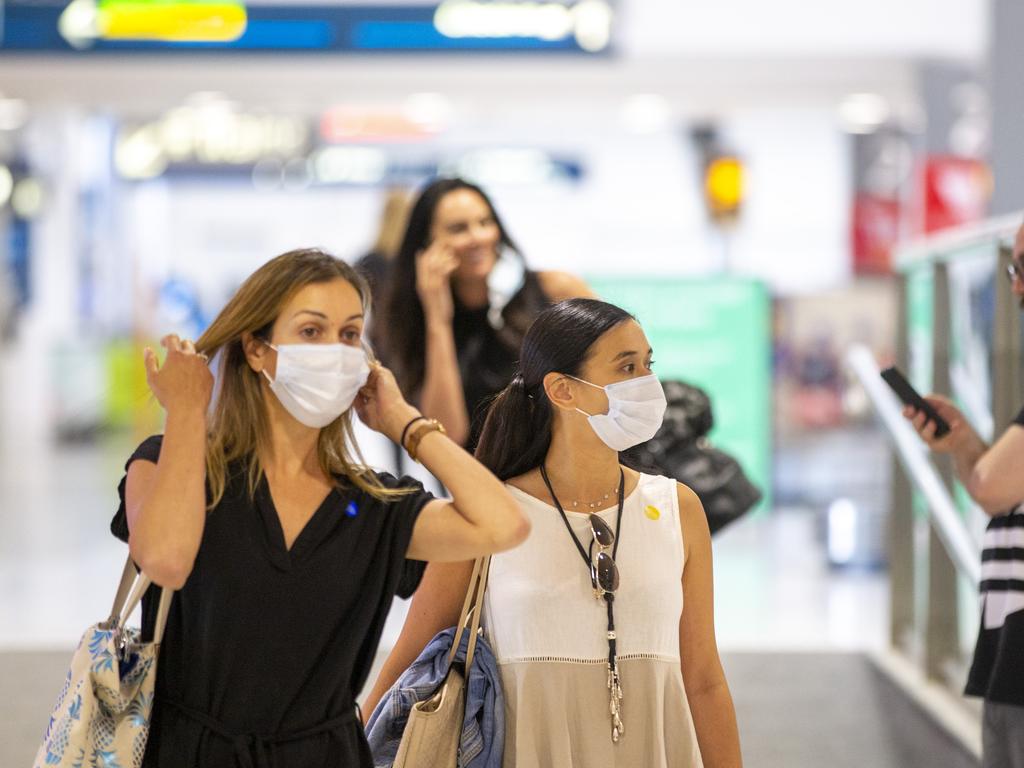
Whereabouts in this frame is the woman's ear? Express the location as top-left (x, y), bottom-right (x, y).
top-left (542, 372), bottom-right (576, 413)
top-left (242, 331), bottom-right (270, 374)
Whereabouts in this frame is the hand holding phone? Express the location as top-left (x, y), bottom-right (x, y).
top-left (880, 366), bottom-right (951, 438)
top-left (415, 238), bottom-right (458, 323)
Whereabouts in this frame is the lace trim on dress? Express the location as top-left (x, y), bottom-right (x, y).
top-left (497, 653), bottom-right (679, 665)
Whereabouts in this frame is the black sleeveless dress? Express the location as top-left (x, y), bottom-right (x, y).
top-left (452, 271), bottom-right (552, 452)
top-left (110, 435), bottom-right (431, 768)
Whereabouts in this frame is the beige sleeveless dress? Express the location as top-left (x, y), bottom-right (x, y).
top-left (482, 473), bottom-right (704, 768)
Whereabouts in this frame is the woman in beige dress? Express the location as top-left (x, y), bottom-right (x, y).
top-left (365, 298), bottom-right (742, 767)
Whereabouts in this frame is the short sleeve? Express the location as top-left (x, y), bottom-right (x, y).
top-left (369, 472), bottom-right (435, 599)
top-left (111, 435), bottom-right (164, 543)
top-left (1015, 406), bottom-right (1024, 427)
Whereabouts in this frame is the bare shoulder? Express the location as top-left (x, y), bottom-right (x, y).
top-left (537, 270), bottom-right (595, 303)
top-left (675, 481), bottom-right (711, 552)
top-left (675, 481), bottom-right (704, 519)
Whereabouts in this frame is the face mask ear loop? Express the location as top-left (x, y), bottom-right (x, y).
top-left (565, 374), bottom-right (602, 421)
top-left (565, 374), bottom-right (609, 419)
top-left (258, 338), bottom-right (278, 384)
top-left (564, 373), bottom-right (602, 391)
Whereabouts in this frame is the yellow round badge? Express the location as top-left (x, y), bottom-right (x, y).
top-left (644, 505), bottom-right (661, 521)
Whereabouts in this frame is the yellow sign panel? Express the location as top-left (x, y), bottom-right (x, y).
top-left (99, 0), bottom-right (247, 42)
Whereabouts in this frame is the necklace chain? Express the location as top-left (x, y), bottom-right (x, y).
top-left (560, 478), bottom-right (622, 509)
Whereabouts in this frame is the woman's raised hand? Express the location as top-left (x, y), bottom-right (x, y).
top-left (415, 238), bottom-right (459, 324)
top-left (144, 335), bottom-right (214, 416)
top-left (354, 362), bottom-right (421, 444)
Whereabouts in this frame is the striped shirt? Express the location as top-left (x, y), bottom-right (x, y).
top-left (965, 408), bottom-right (1024, 707)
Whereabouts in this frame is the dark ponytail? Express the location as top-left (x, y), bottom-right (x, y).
top-left (475, 298), bottom-right (634, 480)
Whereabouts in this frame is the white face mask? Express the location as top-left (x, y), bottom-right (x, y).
top-left (572, 374), bottom-right (667, 451)
top-left (262, 342), bottom-right (370, 428)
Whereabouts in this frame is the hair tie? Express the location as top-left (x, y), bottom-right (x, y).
top-left (510, 373), bottom-right (535, 401)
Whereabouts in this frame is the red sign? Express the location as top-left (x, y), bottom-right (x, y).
top-left (921, 155), bottom-right (991, 234)
top-left (852, 193), bottom-right (901, 274)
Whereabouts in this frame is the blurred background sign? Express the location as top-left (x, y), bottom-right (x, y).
top-left (3, 0), bottom-right (615, 53)
top-left (588, 276), bottom-right (773, 512)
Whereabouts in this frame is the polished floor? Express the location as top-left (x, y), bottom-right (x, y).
top-left (2, 650), bottom-right (978, 767)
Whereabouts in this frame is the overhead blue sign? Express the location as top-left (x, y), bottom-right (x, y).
top-left (2, 1), bottom-right (615, 54)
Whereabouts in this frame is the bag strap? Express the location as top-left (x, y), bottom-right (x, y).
top-left (151, 587), bottom-right (174, 646)
top-left (446, 556), bottom-right (492, 669)
top-left (109, 553), bottom-right (175, 646)
top-left (107, 555), bottom-right (140, 625)
top-left (465, 556), bottom-right (491, 669)
top-left (446, 558), bottom-right (482, 666)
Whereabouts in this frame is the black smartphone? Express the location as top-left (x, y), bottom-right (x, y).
top-left (880, 366), bottom-right (951, 438)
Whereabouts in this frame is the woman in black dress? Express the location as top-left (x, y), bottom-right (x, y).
top-left (111, 248), bottom-right (530, 767)
top-left (378, 177), bottom-right (593, 452)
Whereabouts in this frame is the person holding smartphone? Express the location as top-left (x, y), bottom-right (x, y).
top-left (904, 221), bottom-right (1024, 768)
top-left (376, 177), bottom-right (593, 452)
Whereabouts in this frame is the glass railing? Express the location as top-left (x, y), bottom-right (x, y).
top-left (853, 213), bottom-right (1022, 700)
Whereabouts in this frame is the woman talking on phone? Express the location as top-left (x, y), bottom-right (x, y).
top-left (110, 248), bottom-right (529, 767)
top-left (378, 177), bottom-right (593, 451)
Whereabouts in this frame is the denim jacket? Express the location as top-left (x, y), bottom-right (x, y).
top-left (365, 627), bottom-right (504, 768)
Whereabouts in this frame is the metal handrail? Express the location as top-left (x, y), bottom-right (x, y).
top-left (846, 344), bottom-right (981, 587)
top-left (895, 211), bottom-right (1022, 269)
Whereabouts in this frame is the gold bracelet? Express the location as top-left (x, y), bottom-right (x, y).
top-left (407, 419), bottom-right (446, 462)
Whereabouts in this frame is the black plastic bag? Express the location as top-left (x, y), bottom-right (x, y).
top-left (623, 380), bottom-right (762, 535)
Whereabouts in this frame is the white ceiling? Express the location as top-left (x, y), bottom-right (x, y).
top-left (0, 56), bottom-right (923, 119)
top-left (0, 0), bottom-right (987, 117)
top-left (619, 0), bottom-right (987, 60)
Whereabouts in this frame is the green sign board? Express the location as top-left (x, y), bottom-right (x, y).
top-left (905, 264), bottom-right (935, 394)
top-left (587, 276), bottom-right (773, 511)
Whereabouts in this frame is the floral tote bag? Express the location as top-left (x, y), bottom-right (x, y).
top-left (34, 556), bottom-right (173, 768)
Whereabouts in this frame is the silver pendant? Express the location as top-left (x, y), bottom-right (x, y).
top-left (607, 664), bottom-right (624, 742)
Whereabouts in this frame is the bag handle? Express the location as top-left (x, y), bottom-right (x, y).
top-left (108, 554), bottom-right (175, 646)
top-left (464, 556), bottom-right (491, 669)
top-left (107, 556), bottom-right (141, 625)
top-left (446, 559), bottom-right (481, 667)
top-left (446, 556), bottom-right (491, 670)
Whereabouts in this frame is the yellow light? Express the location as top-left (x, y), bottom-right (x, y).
top-left (98, 0), bottom-right (247, 43)
top-left (705, 156), bottom-right (744, 214)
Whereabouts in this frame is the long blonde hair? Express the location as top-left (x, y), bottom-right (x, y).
top-left (372, 188), bottom-right (413, 259)
top-left (195, 248), bottom-right (406, 508)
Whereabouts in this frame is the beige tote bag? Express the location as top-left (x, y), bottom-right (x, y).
top-left (392, 556), bottom-right (491, 768)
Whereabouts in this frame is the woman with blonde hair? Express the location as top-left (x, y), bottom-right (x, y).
top-left (110, 248), bottom-right (529, 767)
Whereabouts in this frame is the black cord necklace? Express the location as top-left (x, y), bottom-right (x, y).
top-left (539, 463), bottom-right (626, 743)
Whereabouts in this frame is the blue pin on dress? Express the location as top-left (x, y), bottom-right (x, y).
top-left (345, 501), bottom-right (359, 518)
